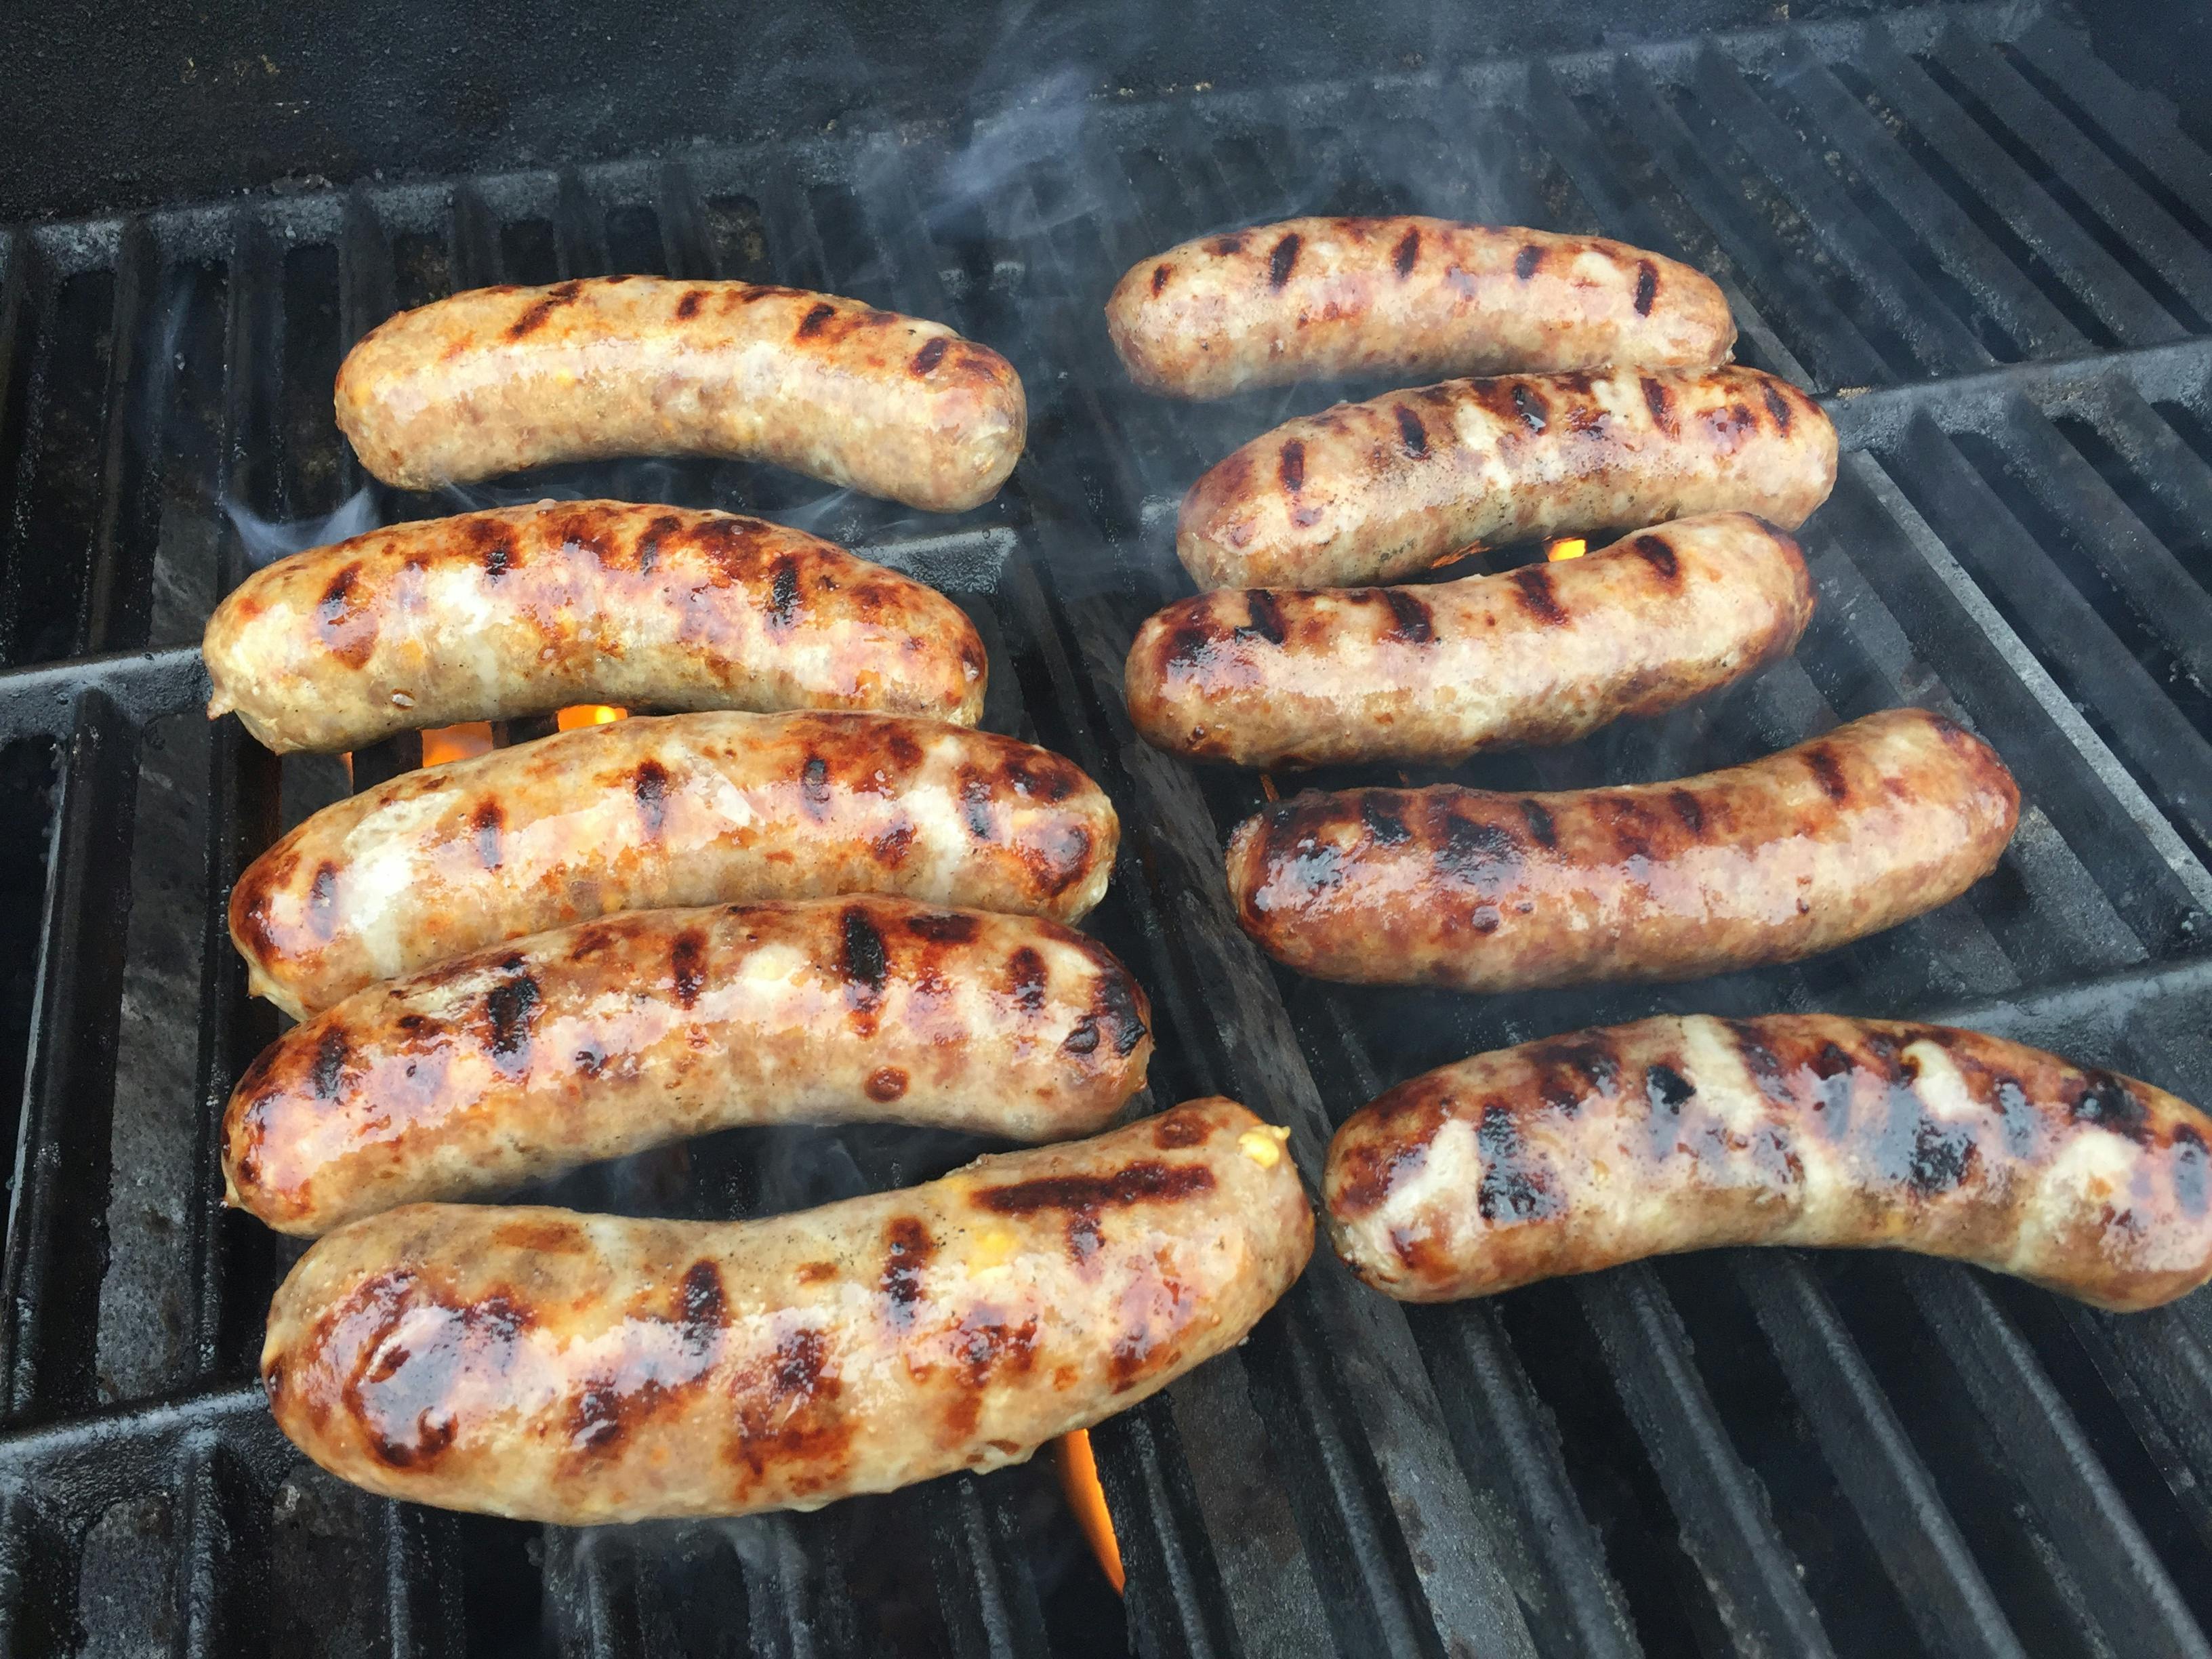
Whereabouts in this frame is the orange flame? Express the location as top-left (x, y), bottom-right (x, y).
top-left (420, 722), bottom-right (496, 766)
top-left (558, 705), bottom-right (628, 731)
top-left (1546, 538), bottom-right (1588, 562)
top-left (1057, 1431), bottom-right (1125, 1593)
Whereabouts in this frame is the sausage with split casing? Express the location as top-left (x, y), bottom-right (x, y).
top-left (1127, 512), bottom-right (1812, 769)
top-left (261, 1098), bottom-right (1313, 1523)
top-left (1326, 1015), bottom-right (2212, 1312)
top-left (1177, 365), bottom-right (1835, 590)
top-left (204, 501), bottom-right (987, 754)
top-left (230, 711), bottom-right (1119, 1019)
top-left (225, 896), bottom-right (1154, 1237)
top-left (334, 277), bottom-right (1025, 511)
top-left (1226, 708), bottom-right (2018, 992)
top-left (1107, 217), bottom-right (1735, 399)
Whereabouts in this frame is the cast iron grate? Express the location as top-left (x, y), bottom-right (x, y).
top-left (3, 3), bottom-right (2212, 1654)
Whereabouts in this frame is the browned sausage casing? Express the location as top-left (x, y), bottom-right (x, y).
top-left (226, 897), bottom-right (1155, 1237)
top-left (1226, 708), bottom-right (2018, 992)
top-left (1127, 513), bottom-right (1812, 769)
top-left (231, 712), bottom-right (1120, 1020)
top-left (1326, 1015), bottom-right (2212, 1312)
top-left (1107, 218), bottom-right (1735, 399)
top-left (1178, 365), bottom-right (1835, 590)
top-left (261, 1099), bottom-right (1313, 1523)
top-left (203, 501), bottom-right (987, 754)
top-left (335, 278), bottom-right (1026, 511)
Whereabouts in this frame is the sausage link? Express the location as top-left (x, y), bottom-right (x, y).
top-left (204, 501), bottom-right (987, 754)
top-left (1128, 513), bottom-right (1812, 769)
top-left (230, 711), bottom-right (1120, 1019)
top-left (262, 1099), bottom-right (1313, 1522)
top-left (1107, 218), bottom-right (1735, 399)
top-left (1177, 365), bottom-right (1835, 590)
top-left (226, 897), bottom-right (1155, 1236)
top-left (334, 278), bottom-right (1026, 511)
top-left (1226, 708), bottom-right (2018, 991)
top-left (1326, 1015), bottom-right (2212, 1311)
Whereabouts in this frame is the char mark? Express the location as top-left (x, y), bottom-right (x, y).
top-left (796, 302), bottom-right (838, 339)
top-left (1240, 591), bottom-right (1287, 647)
top-left (975, 1162), bottom-right (1216, 1218)
top-left (633, 760), bottom-right (672, 838)
top-left (1805, 743), bottom-right (1849, 804)
top-left (1278, 440), bottom-right (1306, 494)
top-left (840, 909), bottom-right (889, 996)
top-left (1515, 243), bottom-right (1542, 281)
top-left (469, 799), bottom-right (504, 870)
top-left (1520, 799), bottom-right (1557, 848)
top-left (1394, 227), bottom-right (1420, 278)
top-left (1908, 1117), bottom-right (1976, 1194)
top-left (676, 290), bottom-right (705, 320)
top-left (1476, 1103), bottom-right (1557, 1223)
top-left (1436, 811), bottom-right (1521, 894)
top-left (1668, 789), bottom-right (1704, 834)
top-left (1151, 263), bottom-right (1171, 295)
top-left (484, 964), bottom-right (541, 1072)
top-left (1008, 947), bottom-right (1048, 1016)
top-left (671, 930), bottom-right (708, 1010)
top-left (306, 862), bottom-right (342, 939)
top-left (960, 776), bottom-right (994, 841)
top-left (1361, 795), bottom-right (1410, 844)
top-left (880, 1217), bottom-right (935, 1333)
top-left (912, 336), bottom-right (950, 375)
top-left (801, 754), bottom-right (832, 819)
top-left (906, 910), bottom-right (980, 944)
top-left (1395, 405), bottom-right (1429, 459)
top-left (1510, 565), bottom-right (1567, 626)
top-left (310, 1027), bottom-right (350, 1101)
top-left (1632, 535), bottom-right (1679, 583)
top-left (1269, 232), bottom-right (1303, 288)
top-left (507, 280), bottom-right (583, 340)
top-left (1066, 970), bottom-right (1148, 1059)
top-left (2175, 1124), bottom-right (2208, 1216)
top-left (1511, 383), bottom-right (1547, 433)
top-left (1762, 382), bottom-right (1793, 433)
top-left (767, 558), bottom-right (802, 630)
top-left (2072, 1071), bottom-right (2150, 1144)
top-left (1641, 375), bottom-right (1677, 436)
top-left (1633, 260), bottom-right (1658, 316)
top-left (1382, 589), bottom-right (1433, 644)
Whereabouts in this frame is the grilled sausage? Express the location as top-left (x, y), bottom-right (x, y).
top-left (226, 897), bottom-right (1155, 1236)
top-left (1226, 708), bottom-right (2018, 992)
top-left (1127, 513), bottom-right (1812, 769)
top-left (231, 712), bottom-right (1120, 1020)
top-left (203, 501), bottom-right (988, 754)
top-left (261, 1098), bottom-right (1313, 1522)
top-left (334, 278), bottom-right (1026, 511)
top-left (1107, 218), bottom-right (1735, 400)
top-left (1177, 365), bottom-right (1835, 590)
top-left (1326, 1015), bottom-right (2212, 1312)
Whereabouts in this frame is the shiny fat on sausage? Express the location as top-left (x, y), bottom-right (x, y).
top-left (1326, 1015), bottom-right (2212, 1312)
top-left (1177, 365), bottom-right (1835, 590)
top-left (230, 711), bottom-right (1120, 1019)
top-left (225, 897), bottom-right (1155, 1237)
top-left (261, 1098), bottom-right (1313, 1523)
top-left (1127, 513), bottom-right (1812, 769)
top-left (1225, 708), bottom-right (2018, 992)
top-left (203, 501), bottom-right (987, 754)
top-left (334, 277), bottom-right (1026, 511)
top-left (1107, 218), bottom-right (1735, 399)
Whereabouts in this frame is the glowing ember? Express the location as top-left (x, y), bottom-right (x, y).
top-left (557, 705), bottom-right (628, 731)
top-left (420, 722), bottom-right (495, 766)
top-left (1056, 1430), bottom-right (1125, 1593)
top-left (1546, 537), bottom-right (1588, 561)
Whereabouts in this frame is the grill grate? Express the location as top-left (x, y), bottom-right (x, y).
top-left (5, 3), bottom-right (2212, 1653)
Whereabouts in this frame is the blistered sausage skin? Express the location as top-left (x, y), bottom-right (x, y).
top-left (1107, 218), bottom-right (1735, 400)
top-left (335, 277), bottom-right (1026, 511)
top-left (225, 897), bottom-right (1155, 1237)
top-left (203, 502), bottom-right (987, 755)
top-left (1177, 365), bottom-right (1835, 590)
top-left (1127, 513), bottom-right (1811, 769)
top-left (1327, 1016), bottom-right (2212, 1312)
top-left (230, 712), bottom-right (1120, 1020)
top-left (261, 1099), bottom-right (1313, 1523)
top-left (1226, 708), bottom-right (2018, 993)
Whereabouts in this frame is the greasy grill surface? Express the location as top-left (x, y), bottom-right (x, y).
top-left (5, 3), bottom-right (2212, 1654)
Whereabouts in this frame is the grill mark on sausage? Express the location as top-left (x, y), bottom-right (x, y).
top-left (337, 1273), bottom-right (533, 1469)
top-left (959, 775), bottom-right (994, 841)
top-left (1477, 1103), bottom-right (1557, 1223)
top-left (800, 755), bottom-right (832, 820)
top-left (1383, 589), bottom-right (1434, 644)
top-left (880, 1217), bottom-right (935, 1334)
top-left (911, 336), bottom-right (949, 375)
top-left (1008, 947), bottom-right (1048, 1017)
top-left (1241, 591), bottom-right (1287, 647)
top-left (1641, 375), bottom-right (1678, 438)
top-left (873, 818), bottom-right (916, 867)
top-left (1511, 565), bottom-right (1567, 626)
top-left (767, 558), bottom-right (802, 631)
top-left (1361, 795), bottom-right (1410, 844)
top-left (469, 799), bottom-right (503, 870)
top-left (1511, 384), bottom-right (1548, 433)
top-left (1519, 799), bottom-right (1557, 850)
top-left (507, 280), bottom-right (583, 340)
top-left (2176, 1124), bottom-right (2209, 1216)
top-left (1151, 263), bottom-right (1172, 295)
top-left (1668, 790), bottom-right (1704, 834)
top-left (483, 960), bottom-right (541, 1075)
top-left (670, 929), bottom-right (707, 1010)
top-left (1395, 405), bottom-right (1429, 458)
top-left (1395, 227), bottom-right (1421, 278)
top-left (307, 862), bottom-right (342, 940)
top-left (1437, 812), bottom-right (1521, 898)
top-left (1805, 743), bottom-right (1849, 803)
top-left (1763, 382), bottom-right (1794, 434)
top-left (315, 564), bottom-right (377, 667)
top-left (1279, 440), bottom-right (1306, 494)
top-left (632, 760), bottom-right (671, 838)
top-left (2072, 1071), bottom-right (2151, 1144)
top-left (796, 302), bottom-right (838, 339)
top-left (973, 1162), bottom-right (1217, 1263)
top-left (1632, 535), bottom-right (1680, 583)
top-left (840, 908), bottom-right (889, 1004)
top-left (1633, 260), bottom-right (1658, 316)
top-left (676, 290), bottom-right (706, 320)
top-left (1065, 968), bottom-right (1147, 1059)
top-left (1153, 1109), bottom-right (1211, 1148)
top-left (1269, 232), bottom-right (1303, 287)
top-left (310, 1027), bottom-right (350, 1101)
top-left (905, 911), bottom-right (980, 945)
top-left (1504, 243), bottom-right (1540, 282)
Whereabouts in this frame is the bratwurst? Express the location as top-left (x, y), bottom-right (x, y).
top-left (204, 501), bottom-right (987, 754)
top-left (1177, 365), bottom-right (1835, 590)
top-left (1107, 218), bottom-right (1735, 399)
top-left (1127, 513), bottom-right (1812, 769)
top-left (226, 897), bottom-right (1154, 1237)
top-left (1326, 1015), bottom-right (2212, 1312)
top-left (1226, 708), bottom-right (2018, 991)
top-left (335, 277), bottom-right (1025, 511)
top-left (261, 1099), bottom-right (1313, 1523)
top-left (231, 712), bottom-right (1120, 1019)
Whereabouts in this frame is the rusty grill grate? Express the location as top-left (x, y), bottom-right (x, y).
top-left (4, 4), bottom-right (2212, 1654)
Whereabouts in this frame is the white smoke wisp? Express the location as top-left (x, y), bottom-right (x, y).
top-left (222, 485), bottom-right (380, 569)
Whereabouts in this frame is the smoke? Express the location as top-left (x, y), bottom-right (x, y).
top-left (222, 485), bottom-right (380, 569)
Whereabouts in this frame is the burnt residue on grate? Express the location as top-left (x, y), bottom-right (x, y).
top-left (5, 5), bottom-right (2212, 1656)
